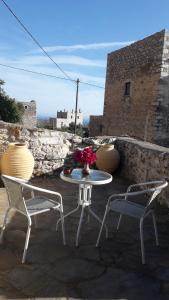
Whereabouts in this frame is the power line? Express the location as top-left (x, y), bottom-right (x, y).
top-left (1, 0), bottom-right (73, 82)
top-left (79, 80), bottom-right (104, 89)
top-left (0, 62), bottom-right (104, 89)
top-left (0, 0), bottom-right (105, 90)
top-left (0, 63), bottom-right (76, 82)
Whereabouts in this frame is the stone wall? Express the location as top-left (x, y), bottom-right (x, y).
top-left (115, 137), bottom-right (169, 205)
top-left (1, 120), bottom-right (169, 204)
top-left (89, 115), bottom-right (103, 136)
top-left (90, 136), bottom-right (169, 205)
top-left (89, 30), bottom-right (169, 146)
top-left (20, 100), bottom-right (37, 128)
top-left (103, 30), bottom-right (166, 143)
top-left (154, 32), bottom-right (169, 146)
top-left (83, 136), bottom-right (169, 205)
top-left (0, 121), bottom-right (81, 176)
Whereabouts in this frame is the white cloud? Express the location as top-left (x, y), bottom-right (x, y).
top-left (0, 66), bottom-right (104, 118)
top-left (0, 46), bottom-right (107, 118)
top-left (0, 55), bottom-right (105, 85)
top-left (53, 55), bottom-right (106, 67)
top-left (68, 70), bottom-right (105, 86)
top-left (32, 41), bottom-right (134, 53)
top-left (0, 54), bottom-right (106, 68)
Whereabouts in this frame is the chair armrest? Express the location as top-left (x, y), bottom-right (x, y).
top-left (16, 178), bottom-right (29, 184)
top-left (107, 180), bottom-right (168, 207)
top-left (107, 189), bottom-right (152, 206)
top-left (21, 182), bottom-right (63, 205)
top-left (1, 174), bottom-right (28, 184)
top-left (127, 180), bottom-right (167, 193)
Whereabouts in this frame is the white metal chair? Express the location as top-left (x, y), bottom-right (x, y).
top-left (0, 175), bottom-right (66, 263)
top-left (96, 180), bottom-right (168, 264)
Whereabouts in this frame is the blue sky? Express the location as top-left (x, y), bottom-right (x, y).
top-left (0, 0), bottom-right (169, 119)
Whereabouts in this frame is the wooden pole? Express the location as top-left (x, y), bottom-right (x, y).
top-left (74, 78), bottom-right (80, 134)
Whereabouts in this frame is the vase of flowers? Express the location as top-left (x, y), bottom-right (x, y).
top-left (82, 162), bottom-right (90, 175)
top-left (75, 147), bottom-right (96, 175)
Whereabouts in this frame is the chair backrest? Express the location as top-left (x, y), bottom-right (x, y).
top-left (129, 180), bottom-right (168, 215)
top-left (1, 175), bottom-right (28, 216)
top-left (145, 180), bottom-right (168, 208)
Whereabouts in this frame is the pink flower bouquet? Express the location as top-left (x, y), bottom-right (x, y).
top-left (74, 147), bottom-right (96, 174)
top-left (74, 147), bottom-right (96, 165)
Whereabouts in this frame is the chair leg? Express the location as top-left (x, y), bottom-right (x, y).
top-left (152, 211), bottom-right (159, 246)
top-left (0, 207), bottom-right (11, 244)
top-left (60, 211), bottom-right (66, 245)
top-left (117, 214), bottom-right (123, 230)
top-left (33, 215), bottom-right (38, 228)
top-left (96, 206), bottom-right (109, 247)
top-left (22, 218), bottom-right (32, 264)
top-left (140, 218), bottom-right (145, 264)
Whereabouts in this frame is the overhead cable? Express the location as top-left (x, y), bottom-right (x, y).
top-left (1, 0), bottom-right (105, 90)
top-left (0, 63), bottom-right (76, 82)
top-left (79, 80), bottom-right (104, 89)
top-left (0, 62), bottom-right (104, 89)
top-left (1, 0), bottom-right (73, 81)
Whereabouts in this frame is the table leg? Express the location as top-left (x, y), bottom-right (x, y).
top-left (76, 205), bottom-right (85, 247)
top-left (57, 183), bottom-right (108, 245)
top-left (75, 184), bottom-right (92, 246)
top-left (87, 207), bottom-right (108, 238)
top-left (79, 184), bottom-right (92, 206)
top-left (56, 204), bottom-right (80, 232)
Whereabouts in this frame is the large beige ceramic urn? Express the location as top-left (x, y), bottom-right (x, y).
top-left (1, 143), bottom-right (34, 180)
top-left (96, 144), bottom-right (120, 174)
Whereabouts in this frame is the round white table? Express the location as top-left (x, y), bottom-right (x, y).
top-left (58, 168), bottom-right (112, 246)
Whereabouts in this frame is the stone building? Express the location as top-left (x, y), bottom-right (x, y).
top-left (21, 100), bottom-right (37, 128)
top-left (90, 29), bottom-right (169, 146)
top-left (50, 109), bottom-right (83, 129)
top-left (89, 115), bottom-right (103, 136)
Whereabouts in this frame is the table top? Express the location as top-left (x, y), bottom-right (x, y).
top-left (60, 168), bottom-right (112, 185)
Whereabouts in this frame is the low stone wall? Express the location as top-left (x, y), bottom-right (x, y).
top-left (115, 137), bottom-right (169, 205)
top-left (0, 121), bottom-right (169, 204)
top-left (115, 137), bottom-right (169, 180)
top-left (0, 121), bottom-right (82, 176)
top-left (83, 136), bottom-right (169, 205)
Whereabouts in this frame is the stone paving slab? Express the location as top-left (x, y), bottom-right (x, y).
top-left (0, 175), bottom-right (169, 299)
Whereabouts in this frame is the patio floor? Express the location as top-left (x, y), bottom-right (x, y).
top-left (0, 173), bottom-right (169, 300)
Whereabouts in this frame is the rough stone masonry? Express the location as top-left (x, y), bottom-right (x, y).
top-left (90, 30), bottom-right (169, 147)
top-left (0, 121), bottom-right (81, 177)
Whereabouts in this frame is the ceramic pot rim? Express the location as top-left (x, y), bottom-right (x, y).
top-left (102, 144), bottom-right (114, 148)
top-left (9, 143), bottom-right (27, 147)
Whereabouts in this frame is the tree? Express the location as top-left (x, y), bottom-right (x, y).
top-left (0, 79), bottom-right (5, 87)
top-left (0, 79), bottom-right (24, 123)
top-left (68, 122), bottom-right (83, 136)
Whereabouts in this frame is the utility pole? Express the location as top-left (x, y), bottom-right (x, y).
top-left (74, 78), bottom-right (80, 134)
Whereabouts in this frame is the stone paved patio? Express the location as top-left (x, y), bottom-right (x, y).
top-left (0, 173), bottom-right (169, 299)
